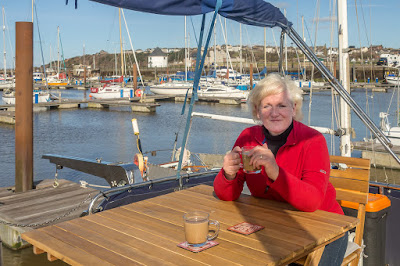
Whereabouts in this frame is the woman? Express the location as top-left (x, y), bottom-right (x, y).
top-left (213, 73), bottom-right (347, 265)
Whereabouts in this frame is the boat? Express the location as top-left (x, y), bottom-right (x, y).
top-left (293, 79), bottom-right (325, 88)
top-left (385, 74), bottom-right (400, 85)
top-left (100, 75), bottom-right (125, 83)
top-left (2, 88), bottom-right (51, 104)
top-left (198, 83), bottom-right (248, 99)
top-left (149, 81), bottom-right (193, 95)
top-left (89, 83), bottom-right (138, 99)
top-left (47, 73), bottom-right (69, 86)
top-left (33, 72), bottom-right (44, 82)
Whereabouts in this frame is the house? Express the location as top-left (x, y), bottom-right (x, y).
top-left (148, 47), bottom-right (168, 68)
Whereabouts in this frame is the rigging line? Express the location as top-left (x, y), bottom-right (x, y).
top-left (270, 28), bottom-right (280, 59)
top-left (34, 3), bottom-right (49, 89)
top-left (58, 31), bottom-right (67, 74)
top-left (217, 16), bottom-right (235, 79)
top-left (243, 25), bottom-right (260, 74)
top-left (307, 0), bottom-right (321, 126)
top-left (121, 9), bottom-right (144, 87)
top-left (328, 0), bottom-right (336, 73)
top-left (4, 11), bottom-right (14, 72)
top-left (189, 16), bottom-right (209, 77)
top-left (359, 0), bottom-right (370, 45)
top-left (354, 0), bottom-right (366, 83)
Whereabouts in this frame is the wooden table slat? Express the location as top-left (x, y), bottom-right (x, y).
top-left (99, 207), bottom-right (281, 264)
top-left (22, 229), bottom-right (113, 266)
top-left (41, 225), bottom-right (141, 265)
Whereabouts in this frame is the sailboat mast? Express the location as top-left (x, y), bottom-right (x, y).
top-left (264, 27), bottom-right (266, 72)
top-left (338, 0), bottom-right (352, 156)
top-left (184, 16), bottom-right (187, 82)
top-left (240, 24), bottom-right (242, 75)
top-left (214, 23), bottom-right (216, 70)
top-left (224, 18), bottom-right (228, 72)
top-left (302, 16), bottom-right (306, 80)
top-left (119, 8), bottom-right (124, 86)
top-left (32, 0), bottom-right (34, 23)
top-left (2, 7), bottom-right (6, 80)
top-left (284, 9), bottom-right (288, 73)
top-left (57, 26), bottom-right (60, 74)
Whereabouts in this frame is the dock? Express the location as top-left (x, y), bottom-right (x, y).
top-left (0, 110), bottom-right (15, 124)
top-left (0, 179), bottom-right (98, 250)
top-left (88, 98), bottom-right (160, 112)
top-left (175, 95), bottom-right (244, 105)
top-left (353, 141), bottom-right (400, 169)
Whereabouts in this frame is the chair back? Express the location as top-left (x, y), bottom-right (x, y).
top-left (330, 155), bottom-right (370, 204)
top-left (329, 155), bottom-right (371, 266)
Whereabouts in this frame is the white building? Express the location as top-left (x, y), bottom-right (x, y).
top-left (148, 47), bottom-right (168, 68)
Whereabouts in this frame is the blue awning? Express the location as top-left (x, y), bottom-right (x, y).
top-left (90, 0), bottom-right (291, 29)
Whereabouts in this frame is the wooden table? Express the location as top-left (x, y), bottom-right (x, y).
top-left (22, 184), bottom-right (358, 265)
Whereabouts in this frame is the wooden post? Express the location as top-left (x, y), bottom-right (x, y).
top-left (15, 22), bottom-right (33, 192)
top-left (250, 63), bottom-right (253, 90)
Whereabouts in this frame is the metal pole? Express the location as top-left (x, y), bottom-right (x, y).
top-left (279, 31), bottom-right (284, 74)
top-left (250, 63), bottom-right (253, 90)
top-left (133, 63), bottom-right (138, 91)
top-left (338, 0), bottom-right (352, 157)
top-left (15, 22), bottom-right (33, 192)
top-left (119, 8), bottom-right (124, 87)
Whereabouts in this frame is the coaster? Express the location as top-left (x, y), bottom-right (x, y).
top-left (227, 222), bottom-right (264, 235)
top-left (177, 240), bottom-right (219, 253)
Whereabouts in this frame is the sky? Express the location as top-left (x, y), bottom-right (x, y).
top-left (0, 0), bottom-right (399, 68)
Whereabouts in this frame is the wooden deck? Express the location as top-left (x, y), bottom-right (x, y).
top-left (0, 179), bottom-right (98, 250)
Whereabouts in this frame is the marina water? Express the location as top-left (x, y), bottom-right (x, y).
top-left (0, 87), bottom-right (398, 264)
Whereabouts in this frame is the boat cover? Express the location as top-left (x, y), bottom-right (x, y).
top-left (89, 0), bottom-right (292, 29)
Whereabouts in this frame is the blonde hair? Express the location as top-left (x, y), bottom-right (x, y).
top-left (248, 73), bottom-right (303, 121)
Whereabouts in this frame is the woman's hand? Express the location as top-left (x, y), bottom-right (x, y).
top-left (222, 146), bottom-right (242, 180)
top-left (249, 143), bottom-right (279, 181)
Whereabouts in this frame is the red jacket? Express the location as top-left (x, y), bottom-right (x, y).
top-left (213, 121), bottom-right (343, 215)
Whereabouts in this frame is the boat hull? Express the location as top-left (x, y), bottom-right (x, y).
top-left (2, 92), bottom-right (50, 104)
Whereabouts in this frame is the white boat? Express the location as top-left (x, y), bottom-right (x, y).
top-left (2, 88), bottom-right (51, 104)
top-left (33, 72), bottom-right (44, 82)
top-left (294, 79), bottom-right (325, 88)
top-left (385, 75), bottom-right (400, 85)
top-left (89, 84), bottom-right (138, 99)
top-left (378, 112), bottom-right (400, 146)
top-left (0, 80), bottom-right (14, 89)
top-left (198, 84), bottom-right (248, 99)
top-left (214, 67), bottom-right (241, 79)
top-left (149, 81), bottom-right (193, 95)
top-left (47, 73), bottom-right (69, 86)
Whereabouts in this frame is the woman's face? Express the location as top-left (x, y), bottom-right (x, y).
top-left (257, 90), bottom-right (296, 136)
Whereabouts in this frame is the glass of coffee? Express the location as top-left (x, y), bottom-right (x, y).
top-left (183, 211), bottom-right (220, 247)
top-left (241, 146), bottom-right (261, 174)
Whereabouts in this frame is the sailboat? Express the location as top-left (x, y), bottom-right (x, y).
top-left (46, 27), bottom-right (68, 86)
top-left (0, 7), bottom-right (14, 90)
top-left (1, 6), bottom-right (50, 104)
top-left (90, 8), bottom-right (140, 99)
top-left (2, 88), bottom-right (51, 104)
